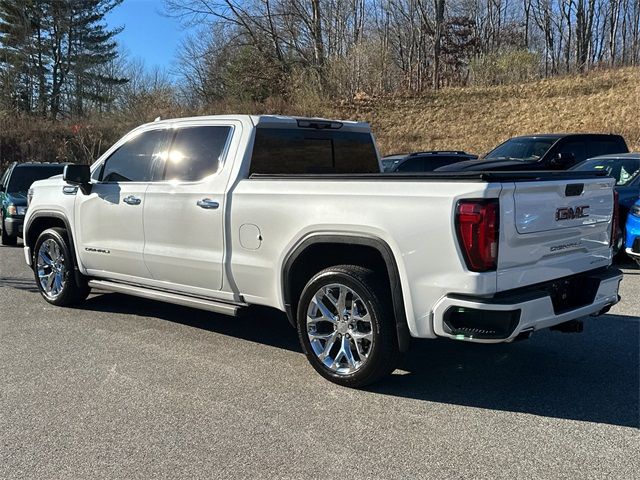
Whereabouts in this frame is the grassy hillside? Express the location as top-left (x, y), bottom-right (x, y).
top-left (1, 67), bottom-right (638, 167)
top-left (330, 67), bottom-right (640, 156)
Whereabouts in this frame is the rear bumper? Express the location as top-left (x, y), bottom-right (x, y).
top-left (432, 268), bottom-right (622, 343)
top-left (4, 216), bottom-right (24, 237)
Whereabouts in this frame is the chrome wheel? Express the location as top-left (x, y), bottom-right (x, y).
top-left (37, 239), bottom-right (66, 299)
top-left (306, 283), bottom-right (374, 375)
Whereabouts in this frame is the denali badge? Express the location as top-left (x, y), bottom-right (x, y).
top-left (556, 206), bottom-right (589, 221)
top-left (85, 247), bottom-right (111, 254)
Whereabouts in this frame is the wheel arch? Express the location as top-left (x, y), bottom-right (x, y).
top-left (282, 233), bottom-right (411, 352)
top-left (25, 211), bottom-right (84, 284)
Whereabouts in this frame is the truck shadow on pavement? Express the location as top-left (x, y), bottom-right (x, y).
top-left (0, 276), bottom-right (40, 293)
top-left (80, 292), bottom-right (639, 429)
top-left (374, 316), bottom-right (639, 429)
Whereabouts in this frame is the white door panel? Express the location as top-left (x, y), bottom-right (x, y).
top-left (75, 183), bottom-right (149, 277)
top-left (143, 185), bottom-right (224, 290)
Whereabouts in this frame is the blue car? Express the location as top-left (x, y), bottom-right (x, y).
top-left (626, 200), bottom-right (640, 267)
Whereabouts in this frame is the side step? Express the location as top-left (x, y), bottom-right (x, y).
top-left (87, 280), bottom-right (244, 316)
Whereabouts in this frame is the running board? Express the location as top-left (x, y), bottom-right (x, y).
top-left (87, 280), bottom-right (244, 316)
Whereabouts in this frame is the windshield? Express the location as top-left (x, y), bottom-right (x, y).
top-left (7, 166), bottom-right (64, 193)
top-left (573, 158), bottom-right (640, 186)
top-left (485, 137), bottom-right (557, 161)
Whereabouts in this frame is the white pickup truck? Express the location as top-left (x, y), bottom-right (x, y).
top-left (23, 115), bottom-right (622, 386)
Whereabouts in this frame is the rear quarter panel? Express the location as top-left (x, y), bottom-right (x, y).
top-left (229, 178), bottom-right (502, 338)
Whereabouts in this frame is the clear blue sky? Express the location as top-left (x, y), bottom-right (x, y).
top-left (107, 0), bottom-right (192, 73)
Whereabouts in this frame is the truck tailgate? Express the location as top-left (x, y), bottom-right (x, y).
top-left (497, 176), bottom-right (615, 291)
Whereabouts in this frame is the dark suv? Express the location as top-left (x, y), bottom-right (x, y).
top-left (382, 151), bottom-right (477, 172)
top-left (0, 162), bottom-right (66, 245)
top-left (437, 134), bottom-right (629, 172)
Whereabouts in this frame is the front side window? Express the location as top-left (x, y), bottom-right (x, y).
top-left (164, 126), bottom-right (232, 181)
top-left (100, 129), bottom-right (167, 182)
top-left (558, 141), bottom-right (588, 164)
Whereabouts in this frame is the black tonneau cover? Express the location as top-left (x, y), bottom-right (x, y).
top-left (249, 170), bottom-right (609, 182)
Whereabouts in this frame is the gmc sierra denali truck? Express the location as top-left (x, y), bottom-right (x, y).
top-left (23, 115), bottom-right (623, 387)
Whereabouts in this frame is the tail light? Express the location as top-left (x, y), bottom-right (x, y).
top-left (610, 190), bottom-right (619, 247)
top-left (455, 199), bottom-right (499, 272)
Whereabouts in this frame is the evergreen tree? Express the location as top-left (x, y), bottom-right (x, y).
top-left (0, 0), bottom-right (126, 117)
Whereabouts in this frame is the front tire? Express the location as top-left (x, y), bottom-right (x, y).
top-left (33, 227), bottom-right (90, 306)
top-left (297, 265), bottom-right (400, 388)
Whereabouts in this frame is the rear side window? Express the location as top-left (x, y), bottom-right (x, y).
top-left (589, 139), bottom-right (628, 158)
top-left (101, 129), bottom-right (167, 182)
top-left (250, 128), bottom-right (379, 174)
top-left (164, 126), bottom-right (232, 181)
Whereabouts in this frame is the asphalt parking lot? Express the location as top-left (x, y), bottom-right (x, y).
top-left (1, 242), bottom-right (638, 479)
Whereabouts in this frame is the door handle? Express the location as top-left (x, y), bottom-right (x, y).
top-left (197, 198), bottom-right (219, 210)
top-left (123, 195), bottom-right (142, 205)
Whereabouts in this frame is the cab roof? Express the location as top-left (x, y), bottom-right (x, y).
top-left (145, 114), bottom-right (371, 133)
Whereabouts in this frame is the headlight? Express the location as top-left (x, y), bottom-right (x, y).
top-left (6, 205), bottom-right (27, 216)
top-left (631, 204), bottom-right (640, 217)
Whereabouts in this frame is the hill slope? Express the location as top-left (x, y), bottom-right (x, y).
top-left (331, 67), bottom-right (640, 156)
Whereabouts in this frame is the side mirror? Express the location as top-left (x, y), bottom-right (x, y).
top-left (63, 164), bottom-right (91, 185)
top-left (553, 152), bottom-right (575, 167)
top-left (63, 164), bottom-right (92, 194)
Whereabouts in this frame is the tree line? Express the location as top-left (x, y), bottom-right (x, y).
top-left (0, 0), bottom-right (639, 119)
top-left (168, 0), bottom-right (640, 104)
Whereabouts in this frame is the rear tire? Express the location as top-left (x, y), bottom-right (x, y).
top-left (33, 227), bottom-right (90, 306)
top-left (1, 215), bottom-right (17, 246)
top-left (296, 265), bottom-right (401, 388)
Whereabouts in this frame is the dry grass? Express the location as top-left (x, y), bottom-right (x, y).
top-left (328, 67), bottom-right (640, 156)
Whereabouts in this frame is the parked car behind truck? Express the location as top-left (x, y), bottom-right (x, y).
top-left (437, 134), bottom-right (629, 172)
top-left (625, 200), bottom-right (640, 267)
top-left (23, 115), bottom-right (622, 387)
top-left (0, 162), bottom-right (66, 245)
top-left (382, 151), bottom-right (477, 172)
top-left (571, 153), bottom-right (640, 254)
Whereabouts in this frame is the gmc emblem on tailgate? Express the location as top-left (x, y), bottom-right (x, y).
top-left (555, 205), bottom-right (590, 221)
